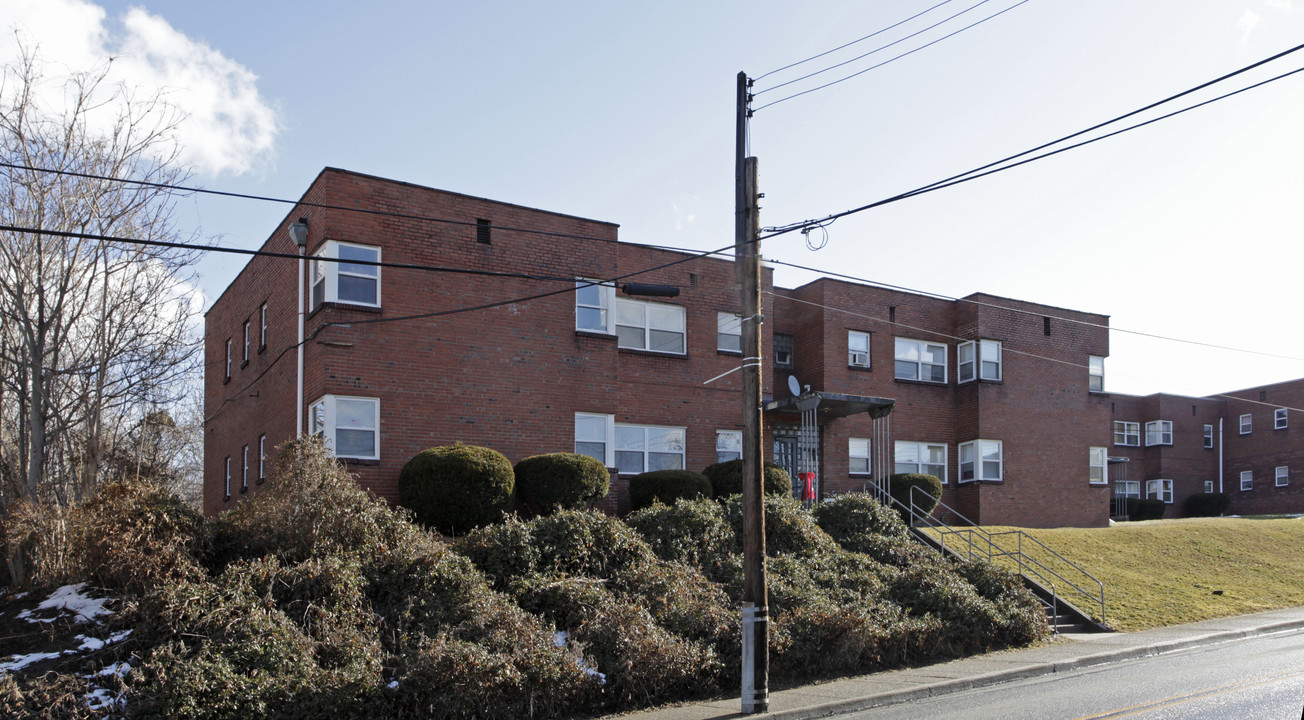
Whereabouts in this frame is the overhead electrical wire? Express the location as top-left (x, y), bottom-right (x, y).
top-left (752, 0), bottom-right (959, 83)
top-left (753, 0), bottom-right (1032, 112)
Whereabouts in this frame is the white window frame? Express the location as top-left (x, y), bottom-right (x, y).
top-left (1115, 480), bottom-right (1140, 499)
top-left (241, 444), bottom-right (249, 490)
top-left (774, 333), bottom-right (793, 369)
top-left (1089, 447), bottom-right (1108, 485)
top-left (1275, 408), bottom-right (1288, 430)
top-left (848, 331), bottom-right (870, 368)
top-left (575, 279), bottom-right (613, 334)
top-left (614, 298), bottom-right (686, 354)
top-left (574, 414), bottom-right (688, 475)
top-left (224, 338), bottom-right (232, 381)
top-left (1204, 480), bottom-right (1214, 494)
top-left (1088, 355), bottom-right (1105, 392)
top-left (259, 303), bottom-right (267, 349)
top-left (223, 456), bottom-right (231, 498)
top-left (311, 240), bottom-right (381, 310)
top-left (574, 412), bottom-right (613, 465)
top-left (1240, 470), bottom-right (1252, 491)
top-left (958, 340), bottom-right (1002, 383)
top-left (1145, 420), bottom-right (1173, 446)
top-left (1276, 465), bottom-right (1289, 487)
top-left (894, 441), bottom-right (947, 484)
top-left (959, 439), bottom-right (1003, 483)
top-left (894, 338), bottom-right (947, 383)
top-left (717, 312), bottom-right (742, 353)
top-left (308, 394), bottom-right (380, 460)
top-left (1203, 424), bottom-right (1214, 449)
top-left (614, 423), bottom-right (686, 475)
top-left (258, 434), bottom-right (266, 481)
top-left (242, 320), bottom-right (250, 364)
top-left (1239, 413), bottom-right (1252, 435)
top-left (848, 438), bottom-right (871, 475)
top-left (1147, 478), bottom-right (1173, 504)
top-left (1113, 421), bottom-right (1140, 447)
top-left (716, 429), bottom-right (742, 463)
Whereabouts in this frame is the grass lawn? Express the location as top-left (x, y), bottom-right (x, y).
top-left (963, 517), bottom-right (1304, 632)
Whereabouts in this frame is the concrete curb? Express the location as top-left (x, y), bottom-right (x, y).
top-left (736, 617), bottom-right (1304, 720)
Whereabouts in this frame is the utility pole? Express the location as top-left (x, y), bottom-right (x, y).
top-left (736, 70), bottom-right (769, 716)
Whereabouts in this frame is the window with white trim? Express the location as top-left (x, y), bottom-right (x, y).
top-left (848, 438), bottom-right (871, 475)
top-left (1147, 478), bottom-right (1173, 503)
top-left (309, 395), bottom-right (380, 460)
top-left (258, 434), bottom-right (266, 482)
top-left (1145, 420), bottom-right (1173, 446)
top-left (959, 439), bottom-right (1002, 483)
top-left (1088, 355), bottom-right (1105, 392)
top-left (242, 320), bottom-right (250, 365)
top-left (574, 412), bottom-right (612, 464)
top-left (311, 241), bottom-right (381, 310)
top-left (1239, 413), bottom-right (1252, 435)
top-left (848, 331), bottom-right (870, 368)
top-left (1203, 424), bottom-right (1214, 449)
top-left (716, 430), bottom-right (742, 463)
top-left (615, 298), bottom-right (686, 354)
top-left (958, 340), bottom-right (1002, 382)
top-left (575, 280), bottom-right (612, 333)
top-left (717, 312), bottom-right (742, 353)
top-left (1113, 421), bottom-right (1140, 447)
top-left (615, 423), bottom-right (685, 474)
top-left (1204, 480), bottom-right (1214, 493)
top-left (1276, 466), bottom-right (1289, 487)
top-left (894, 338), bottom-right (947, 382)
top-left (241, 444), bottom-right (249, 491)
top-left (223, 456), bottom-right (231, 499)
top-left (224, 338), bottom-right (232, 381)
top-left (774, 333), bottom-right (793, 369)
top-left (1115, 480), bottom-right (1140, 499)
top-left (1089, 447), bottom-right (1108, 485)
top-left (895, 441), bottom-right (947, 483)
top-left (1275, 408), bottom-right (1288, 430)
top-left (1240, 470), bottom-right (1252, 491)
top-left (259, 303), bottom-right (267, 350)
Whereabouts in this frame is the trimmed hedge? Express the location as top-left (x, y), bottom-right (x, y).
top-left (628, 470), bottom-right (712, 511)
top-left (1129, 498), bottom-right (1168, 521)
top-left (1185, 492), bottom-right (1231, 518)
top-left (398, 444), bottom-right (515, 536)
top-left (887, 473), bottom-right (943, 518)
top-left (514, 452), bottom-right (610, 515)
top-left (701, 459), bottom-right (792, 498)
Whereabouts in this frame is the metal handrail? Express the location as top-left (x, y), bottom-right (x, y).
top-left (878, 483), bottom-right (1106, 627)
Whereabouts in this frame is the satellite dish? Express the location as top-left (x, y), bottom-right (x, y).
top-left (787, 375), bottom-right (802, 397)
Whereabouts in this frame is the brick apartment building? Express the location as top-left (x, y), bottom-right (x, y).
top-left (204, 169), bottom-right (1300, 527)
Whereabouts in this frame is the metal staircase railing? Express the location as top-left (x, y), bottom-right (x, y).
top-left (875, 483), bottom-right (1107, 629)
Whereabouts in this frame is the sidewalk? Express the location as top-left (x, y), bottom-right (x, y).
top-left (612, 606), bottom-right (1304, 720)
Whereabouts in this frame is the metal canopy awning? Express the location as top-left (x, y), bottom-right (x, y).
top-left (764, 391), bottom-right (895, 420)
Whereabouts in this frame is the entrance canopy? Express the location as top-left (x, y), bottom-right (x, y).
top-left (764, 391), bottom-right (895, 420)
top-left (763, 391), bottom-right (895, 503)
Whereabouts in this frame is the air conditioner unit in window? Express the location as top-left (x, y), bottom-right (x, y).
top-left (850, 352), bottom-right (868, 366)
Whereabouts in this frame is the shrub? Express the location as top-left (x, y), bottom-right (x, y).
top-left (1185, 492), bottom-right (1231, 517)
top-left (1129, 498), bottom-right (1168, 521)
top-left (514, 452), bottom-right (610, 515)
top-left (76, 478), bottom-right (209, 596)
top-left (456, 517), bottom-right (540, 591)
top-left (398, 443), bottom-right (515, 536)
top-left (210, 437), bottom-right (439, 570)
top-left (628, 469), bottom-right (712, 511)
top-left (529, 509), bottom-right (658, 578)
top-left (721, 494), bottom-right (840, 558)
top-left (813, 492), bottom-right (911, 549)
top-left (625, 498), bottom-right (736, 570)
top-left (887, 473), bottom-right (943, 518)
top-left (702, 459), bottom-right (792, 498)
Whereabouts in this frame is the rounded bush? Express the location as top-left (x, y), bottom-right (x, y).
top-left (1185, 492), bottom-right (1230, 517)
top-left (398, 444), bottom-right (515, 536)
top-left (812, 492), bottom-right (911, 549)
top-left (514, 452), bottom-right (610, 514)
top-left (628, 469), bottom-right (713, 511)
top-left (887, 473), bottom-right (942, 517)
top-left (701, 459), bottom-right (792, 498)
top-left (1129, 498), bottom-right (1167, 521)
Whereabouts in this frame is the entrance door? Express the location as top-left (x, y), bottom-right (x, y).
top-left (773, 437), bottom-right (799, 498)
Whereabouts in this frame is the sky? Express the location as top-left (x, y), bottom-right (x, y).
top-left (3, 0), bottom-right (1303, 400)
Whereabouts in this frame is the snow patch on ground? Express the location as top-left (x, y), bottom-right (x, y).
top-left (552, 630), bottom-right (606, 684)
top-left (16, 583), bottom-right (112, 624)
top-left (0, 651), bottom-right (63, 673)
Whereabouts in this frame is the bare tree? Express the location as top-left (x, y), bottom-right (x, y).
top-left (0, 43), bottom-right (202, 514)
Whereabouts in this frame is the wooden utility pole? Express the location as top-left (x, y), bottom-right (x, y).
top-left (736, 70), bottom-right (769, 715)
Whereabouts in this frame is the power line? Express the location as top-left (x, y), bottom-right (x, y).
top-left (754, 0), bottom-right (1005, 96)
top-left (0, 162), bottom-right (619, 245)
top-left (754, 0), bottom-right (1031, 112)
top-left (752, 0), bottom-right (959, 83)
top-left (759, 55), bottom-right (1304, 240)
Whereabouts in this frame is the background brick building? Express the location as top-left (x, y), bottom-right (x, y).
top-left (204, 169), bottom-right (1299, 527)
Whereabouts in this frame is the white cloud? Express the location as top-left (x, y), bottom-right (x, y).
top-left (0, 0), bottom-right (277, 176)
top-left (1265, 0), bottom-right (1292, 11)
top-left (1237, 8), bottom-right (1262, 45)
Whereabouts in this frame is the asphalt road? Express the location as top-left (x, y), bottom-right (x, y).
top-left (841, 629), bottom-right (1304, 719)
